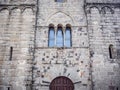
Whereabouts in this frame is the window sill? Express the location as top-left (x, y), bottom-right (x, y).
top-left (49, 47), bottom-right (72, 49)
top-left (35, 47), bottom-right (72, 49)
top-left (35, 47), bottom-right (89, 49)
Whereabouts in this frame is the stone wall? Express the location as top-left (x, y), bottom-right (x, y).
top-left (0, 0), bottom-right (36, 4)
top-left (33, 0), bottom-right (92, 90)
top-left (0, 0), bottom-right (120, 90)
top-left (33, 48), bottom-right (90, 90)
top-left (86, 3), bottom-right (120, 90)
top-left (0, 3), bottom-right (35, 90)
top-left (86, 0), bottom-right (120, 3)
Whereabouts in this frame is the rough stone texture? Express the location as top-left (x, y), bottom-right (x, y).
top-left (34, 48), bottom-right (90, 90)
top-left (86, 4), bottom-right (120, 90)
top-left (0, 2), bottom-right (35, 90)
top-left (86, 0), bottom-right (120, 3)
top-left (33, 0), bottom-right (91, 90)
top-left (0, 0), bottom-right (120, 90)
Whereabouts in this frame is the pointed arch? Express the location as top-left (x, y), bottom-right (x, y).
top-left (47, 11), bottom-right (74, 25)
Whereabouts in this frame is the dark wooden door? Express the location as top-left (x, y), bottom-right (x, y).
top-left (50, 76), bottom-right (74, 90)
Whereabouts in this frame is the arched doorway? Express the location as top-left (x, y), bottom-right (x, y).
top-left (50, 76), bottom-right (74, 90)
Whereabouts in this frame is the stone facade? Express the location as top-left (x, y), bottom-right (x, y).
top-left (0, 0), bottom-right (120, 90)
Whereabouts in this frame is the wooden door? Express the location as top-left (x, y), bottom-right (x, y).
top-left (50, 76), bottom-right (74, 90)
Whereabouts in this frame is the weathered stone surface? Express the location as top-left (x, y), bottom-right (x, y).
top-left (0, 0), bottom-right (120, 90)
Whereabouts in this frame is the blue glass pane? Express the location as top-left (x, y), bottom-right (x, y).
top-left (49, 28), bottom-right (55, 39)
top-left (49, 40), bottom-right (55, 47)
top-left (65, 28), bottom-right (71, 39)
top-left (56, 28), bottom-right (63, 47)
top-left (65, 40), bottom-right (71, 47)
top-left (49, 28), bottom-right (55, 47)
top-left (56, 0), bottom-right (63, 2)
top-left (65, 28), bottom-right (71, 47)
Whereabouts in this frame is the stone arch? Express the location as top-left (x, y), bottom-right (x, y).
top-left (49, 23), bottom-right (55, 27)
top-left (57, 24), bottom-right (64, 28)
top-left (11, 7), bottom-right (19, 10)
top-left (22, 7), bottom-right (34, 15)
top-left (66, 24), bottom-right (72, 28)
top-left (0, 8), bottom-right (9, 30)
top-left (22, 7), bottom-right (34, 14)
top-left (89, 6), bottom-right (100, 14)
top-left (47, 11), bottom-right (74, 26)
top-left (90, 6), bottom-right (100, 14)
top-left (50, 76), bottom-right (74, 90)
top-left (90, 6), bottom-right (100, 22)
top-left (11, 7), bottom-right (21, 11)
top-left (22, 7), bottom-right (35, 33)
top-left (101, 6), bottom-right (114, 14)
top-left (0, 8), bottom-right (9, 21)
top-left (10, 8), bottom-right (21, 15)
top-left (0, 7), bottom-right (9, 12)
top-left (90, 6), bottom-right (101, 37)
top-left (9, 8), bottom-right (21, 36)
top-left (0, 8), bottom-right (9, 19)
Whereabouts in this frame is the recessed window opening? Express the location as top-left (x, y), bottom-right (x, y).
top-left (116, 87), bottom-right (118, 90)
top-left (56, 26), bottom-right (64, 47)
top-left (48, 26), bottom-right (55, 47)
top-left (10, 47), bottom-right (13, 61)
top-left (48, 24), bottom-right (72, 48)
top-left (8, 87), bottom-right (10, 90)
top-left (109, 44), bottom-right (114, 59)
top-left (65, 26), bottom-right (72, 47)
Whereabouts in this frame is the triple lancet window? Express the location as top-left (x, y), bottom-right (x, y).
top-left (48, 24), bottom-right (72, 47)
top-left (55, 0), bottom-right (65, 2)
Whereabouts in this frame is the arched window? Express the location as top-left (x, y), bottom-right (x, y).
top-left (65, 27), bottom-right (72, 47)
top-left (56, 27), bottom-right (64, 47)
top-left (109, 44), bottom-right (114, 59)
top-left (55, 0), bottom-right (65, 2)
top-left (48, 26), bottom-right (55, 47)
top-left (48, 24), bottom-right (72, 48)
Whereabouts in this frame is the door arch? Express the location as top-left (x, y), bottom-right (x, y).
top-left (50, 76), bottom-right (74, 90)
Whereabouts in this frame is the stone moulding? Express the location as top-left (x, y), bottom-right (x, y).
top-left (85, 3), bottom-right (120, 14)
top-left (0, 4), bottom-right (36, 13)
